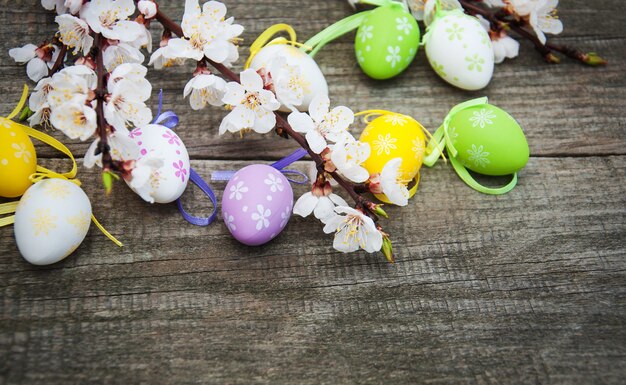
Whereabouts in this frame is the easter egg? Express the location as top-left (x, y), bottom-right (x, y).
top-left (249, 44), bottom-right (329, 112)
top-left (14, 179), bottom-right (92, 265)
top-left (424, 10), bottom-right (494, 90)
top-left (222, 164), bottom-right (294, 246)
top-left (447, 104), bottom-right (529, 175)
top-left (355, 3), bottom-right (420, 80)
top-left (127, 124), bottom-right (190, 204)
top-left (359, 113), bottom-right (426, 203)
top-left (0, 119), bottom-right (37, 198)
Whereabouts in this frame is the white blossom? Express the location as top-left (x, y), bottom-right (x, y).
top-left (28, 78), bottom-right (54, 126)
top-left (331, 138), bottom-right (371, 183)
top-left (64, 0), bottom-right (83, 14)
top-left (407, 0), bottom-right (461, 26)
top-left (41, 0), bottom-right (67, 14)
top-left (380, 158), bottom-right (410, 206)
top-left (108, 63), bottom-right (152, 100)
top-left (56, 14), bottom-right (93, 55)
top-left (84, 133), bottom-right (139, 168)
top-left (266, 56), bottom-right (305, 110)
top-left (287, 94), bottom-right (354, 154)
top-left (219, 69), bottom-right (280, 134)
top-left (477, 15), bottom-right (520, 63)
top-left (167, 0), bottom-right (243, 66)
top-left (47, 66), bottom-right (94, 108)
top-left (8, 44), bottom-right (60, 82)
top-left (50, 102), bottom-right (97, 141)
top-left (104, 78), bottom-right (152, 134)
top-left (137, 1), bottom-right (157, 19)
top-left (102, 42), bottom-right (145, 72)
top-left (323, 206), bottom-right (383, 253)
top-left (293, 190), bottom-right (349, 223)
top-left (183, 74), bottom-right (227, 110)
top-left (128, 154), bottom-right (165, 203)
top-left (528, 0), bottom-right (563, 44)
top-left (80, 0), bottom-right (144, 42)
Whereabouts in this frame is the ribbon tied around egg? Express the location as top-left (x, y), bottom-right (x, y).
top-left (423, 97), bottom-right (530, 195)
top-left (0, 85), bottom-right (122, 265)
top-left (149, 91), bottom-right (309, 231)
top-left (303, 0), bottom-right (420, 80)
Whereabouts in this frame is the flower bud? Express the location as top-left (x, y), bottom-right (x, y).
top-left (381, 234), bottom-right (394, 263)
top-left (138, 1), bottom-right (158, 19)
top-left (367, 202), bottom-right (388, 219)
top-left (584, 52), bottom-right (607, 66)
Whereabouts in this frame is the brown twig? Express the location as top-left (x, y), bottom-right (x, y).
top-left (47, 44), bottom-right (67, 76)
top-left (458, 0), bottom-right (606, 65)
top-left (93, 34), bottom-right (113, 172)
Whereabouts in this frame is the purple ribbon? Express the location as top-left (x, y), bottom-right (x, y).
top-left (211, 148), bottom-right (309, 184)
top-left (176, 168), bottom-right (218, 226)
top-left (153, 90), bottom-right (179, 128)
top-left (152, 90), bottom-right (309, 227)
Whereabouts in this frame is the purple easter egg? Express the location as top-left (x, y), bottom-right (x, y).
top-left (222, 164), bottom-right (294, 246)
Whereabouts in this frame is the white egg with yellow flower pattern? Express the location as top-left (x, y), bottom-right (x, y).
top-left (359, 113), bottom-right (427, 204)
top-left (14, 179), bottom-right (92, 265)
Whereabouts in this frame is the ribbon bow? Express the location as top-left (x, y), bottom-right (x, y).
top-left (0, 85), bottom-right (123, 246)
top-left (422, 97), bottom-right (518, 195)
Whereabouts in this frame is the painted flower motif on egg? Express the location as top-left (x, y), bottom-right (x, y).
top-left (354, 3), bottom-right (420, 80)
top-left (249, 44), bottom-right (329, 112)
top-left (424, 10), bottom-right (494, 90)
top-left (14, 179), bottom-right (92, 265)
top-left (127, 124), bottom-right (190, 203)
top-left (222, 164), bottom-right (294, 246)
top-left (447, 104), bottom-right (529, 176)
top-left (0, 118), bottom-right (37, 198)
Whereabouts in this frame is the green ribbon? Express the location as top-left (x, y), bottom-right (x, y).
top-left (302, 12), bottom-right (372, 57)
top-left (448, 153), bottom-right (518, 195)
top-left (423, 97), bottom-right (518, 195)
top-left (302, 0), bottom-right (408, 57)
top-left (422, 8), bottom-right (466, 46)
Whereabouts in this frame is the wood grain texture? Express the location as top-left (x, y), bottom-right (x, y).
top-left (1, 157), bottom-right (625, 384)
top-left (1, 0), bottom-right (625, 384)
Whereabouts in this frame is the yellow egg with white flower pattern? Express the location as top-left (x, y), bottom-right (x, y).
top-left (359, 113), bottom-right (426, 203)
top-left (0, 118), bottom-right (37, 198)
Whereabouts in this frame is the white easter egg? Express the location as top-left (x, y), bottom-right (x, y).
top-left (127, 124), bottom-right (190, 203)
top-left (425, 11), bottom-right (494, 90)
top-left (14, 179), bottom-right (92, 265)
top-left (249, 44), bottom-right (329, 112)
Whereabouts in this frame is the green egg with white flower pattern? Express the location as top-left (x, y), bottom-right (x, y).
top-left (354, 3), bottom-right (420, 80)
top-left (447, 104), bottom-right (529, 176)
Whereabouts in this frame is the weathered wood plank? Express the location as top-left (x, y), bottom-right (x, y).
top-left (0, 0), bottom-right (624, 159)
top-left (1, 156), bottom-right (624, 384)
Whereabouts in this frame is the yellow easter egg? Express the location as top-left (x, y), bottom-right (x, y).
top-left (359, 113), bottom-right (426, 203)
top-left (0, 118), bottom-right (37, 198)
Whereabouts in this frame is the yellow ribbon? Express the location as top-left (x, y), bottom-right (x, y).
top-left (0, 85), bottom-right (123, 247)
top-left (244, 24), bottom-right (311, 69)
top-left (355, 109), bottom-right (446, 162)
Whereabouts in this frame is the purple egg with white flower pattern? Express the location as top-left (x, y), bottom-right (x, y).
top-left (127, 124), bottom-right (190, 204)
top-left (222, 164), bottom-right (293, 246)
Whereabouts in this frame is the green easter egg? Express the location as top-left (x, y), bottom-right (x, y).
top-left (447, 104), bottom-right (529, 176)
top-left (354, 4), bottom-right (420, 80)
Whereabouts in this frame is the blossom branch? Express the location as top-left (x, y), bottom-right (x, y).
top-left (153, 7), bottom-right (378, 219)
top-left (459, 0), bottom-right (607, 65)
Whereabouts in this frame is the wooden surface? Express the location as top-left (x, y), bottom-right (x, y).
top-left (1, 1), bottom-right (625, 384)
